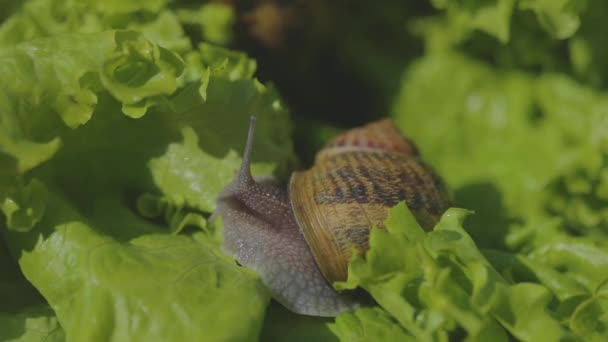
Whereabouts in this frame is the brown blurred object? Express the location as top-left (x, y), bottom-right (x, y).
top-left (243, 1), bottom-right (296, 48)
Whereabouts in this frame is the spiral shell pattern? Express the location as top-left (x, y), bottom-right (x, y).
top-left (289, 119), bottom-right (449, 283)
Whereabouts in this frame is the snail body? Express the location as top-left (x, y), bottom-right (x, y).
top-left (214, 117), bottom-right (449, 317)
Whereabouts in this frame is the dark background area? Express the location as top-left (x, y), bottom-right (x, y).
top-left (205, 0), bottom-right (435, 164)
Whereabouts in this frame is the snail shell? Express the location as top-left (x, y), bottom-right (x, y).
top-left (290, 119), bottom-right (449, 283)
top-left (214, 117), bottom-right (449, 317)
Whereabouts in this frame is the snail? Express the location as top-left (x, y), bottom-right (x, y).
top-left (214, 117), bottom-right (450, 317)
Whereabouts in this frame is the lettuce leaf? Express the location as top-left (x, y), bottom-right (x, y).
top-left (393, 52), bottom-right (608, 246)
top-left (0, 0), bottom-right (237, 57)
top-left (425, 0), bottom-right (586, 43)
top-left (333, 203), bottom-right (593, 341)
top-left (1, 228), bottom-right (64, 341)
top-left (6, 193), bottom-right (269, 342)
top-left (0, 305), bottom-right (65, 342)
top-left (518, 0), bottom-right (585, 39)
top-left (391, 49), bottom-right (608, 340)
top-left (0, 236), bottom-right (42, 312)
top-left (0, 0), bottom-right (171, 47)
top-left (416, 0), bottom-right (608, 88)
top-left (429, 0), bottom-right (516, 43)
top-left (329, 307), bottom-right (412, 342)
top-left (177, 3), bottom-right (235, 45)
top-left (393, 53), bottom-right (562, 246)
top-left (0, 28), bottom-right (292, 341)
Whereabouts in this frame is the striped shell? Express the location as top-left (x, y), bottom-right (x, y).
top-left (289, 119), bottom-right (450, 283)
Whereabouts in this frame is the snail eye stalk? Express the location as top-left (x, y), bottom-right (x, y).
top-left (238, 115), bottom-right (256, 184)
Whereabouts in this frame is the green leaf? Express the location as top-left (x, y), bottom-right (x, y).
top-left (0, 235), bottom-right (44, 313)
top-left (0, 27), bottom-right (292, 341)
top-left (0, 30), bottom-right (183, 179)
top-left (148, 126), bottom-right (241, 213)
top-left (428, 0), bottom-right (517, 43)
top-left (519, 0), bottom-right (585, 39)
top-left (329, 307), bottom-right (413, 342)
top-left (337, 203), bottom-right (585, 341)
top-left (393, 53), bottom-right (564, 246)
top-left (1, 233), bottom-right (59, 342)
top-left (568, 281), bottom-right (608, 340)
top-left (495, 283), bottom-right (569, 341)
top-left (0, 0), bottom-right (173, 47)
top-left (393, 52), bottom-right (608, 246)
top-left (8, 193), bottom-right (270, 342)
top-left (1, 179), bottom-right (47, 232)
top-left (178, 3), bottom-right (236, 46)
top-left (0, 306), bottom-right (65, 342)
top-left (392, 50), bottom-right (608, 339)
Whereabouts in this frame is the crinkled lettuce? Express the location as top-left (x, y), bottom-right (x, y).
top-left (387, 46), bottom-right (608, 342)
top-left (332, 203), bottom-right (607, 341)
top-left (9, 194), bottom-right (269, 341)
top-left (0, 24), bottom-right (292, 341)
top-left (415, 0), bottom-right (608, 87)
top-left (393, 52), bottom-right (608, 246)
top-left (370, 4), bottom-right (608, 339)
top-left (0, 305), bottom-right (65, 342)
top-left (1, 224), bottom-right (65, 341)
top-left (0, 0), bottom-right (236, 55)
